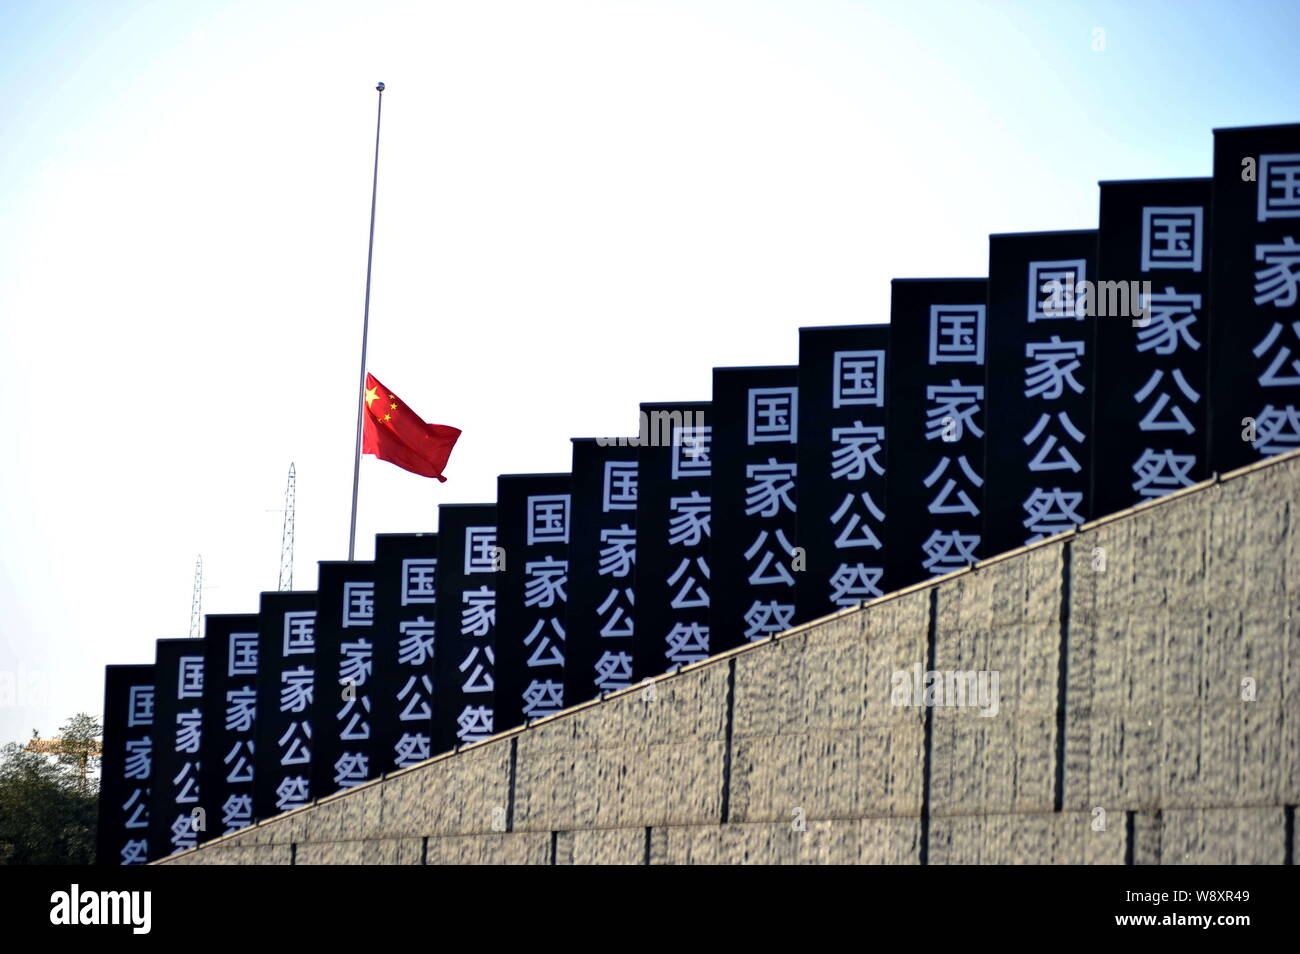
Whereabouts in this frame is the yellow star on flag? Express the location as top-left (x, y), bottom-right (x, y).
top-left (365, 385), bottom-right (380, 408)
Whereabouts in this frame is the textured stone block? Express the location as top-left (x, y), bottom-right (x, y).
top-left (928, 811), bottom-right (1124, 864)
top-left (555, 827), bottom-right (647, 865)
top-left (1132, 807), bottom-right (1287, 864)
top-left (424, 831), bottom-right (551, 865)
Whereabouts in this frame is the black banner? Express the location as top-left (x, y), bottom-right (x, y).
top-left (567, 438), bottom-right (638, 703)
top-left (711, 366), bottom-right (800, 652)
top-left (431, 504), bottom-right (498, 754)
top-left (495, 474), bottom-right (571, 729)
top-left (310, 561), bottom-right (378, 797)
top-left (148, 639), bottom-right (205, 860)
top-left (1094, 178), bottom-right (1212, 515)
top-left (633, 401), bottom-right (712, 679)
top-left (370, 532), bottom-right (439, 773)
top-left (96, 664), bottom-right (155, 865)
top-left (1210, 123), bottom-right (1300, 470)
top-left (796, 324), bottom-right (890, 621)
top-left (984, 230), bottom-right (1099, 557)
top-left (887, 280), bottom-right (989, 589)
top-left (252, 591), bottom-right (317, 821)
top-left (199, 614), bottom-right (260, 841)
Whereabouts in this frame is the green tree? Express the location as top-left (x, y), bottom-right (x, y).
top-left (0, 712), bottom-right (102, 865)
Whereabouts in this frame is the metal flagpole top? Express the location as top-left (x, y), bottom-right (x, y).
top-left (348, 80), bottom-right (387, 561)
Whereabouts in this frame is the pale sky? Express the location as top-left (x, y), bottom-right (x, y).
top-left (1, 0), bottom-right (1297, 745)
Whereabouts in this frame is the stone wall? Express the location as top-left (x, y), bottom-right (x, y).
top-left (160, 451), bottom-right (1300, 865)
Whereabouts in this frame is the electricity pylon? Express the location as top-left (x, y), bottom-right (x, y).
top-left (278, 463), bottom-right (296, 591)
top-left (189, 555), bottom-right (203, 638)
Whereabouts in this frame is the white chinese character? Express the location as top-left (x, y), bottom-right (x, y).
top-left (671, 426), bottom-right (712, 479)
top-left (464, 527), bottom-right (498, 574)
top-left (221, 794), bottom-right (254, 834)
top-left (1135, 288), bottom-right (1201, 354)
top-left (668, 492), bottom-right (711, 546)
top-left (744, 459), bottom-right (797, 517)
top-left (1252, 404), bottom-right (1300, 455)
top-left (1023, 412), bottom-right (1086, 472)
top-left (225, 687), bottom-right (257, 733)
top-left (177, 656), bottom-right (203, 699)
top-left (337, 693), bottom-right (371, 741)
top-left (338, 639), bottom-right (373, 688)
top-left (829, 491), bottom-right (885, 549)
top-left (460, 586), bottom-right (495, 637)
top-left (667, 557), bottom-right (710, 609)
top-left (458, 646), bottom-right (494, 693)
top-left (593, 651), bottom-right (634, 690)
top-left (275, 776), bottom-right (311, 812)
top-left (173, 761), bottom-right (200, 804)
top-left (742, 600), bottom-right (795, 640)
top-left (227, 633), bottom-right (258, 677)
top-left (1140, 207), bottom-right (1203, 271)
top-left (830, 422), bottom-right (885, 480)
top-left (920, 530), bottom-right (980, 575)
top-left (744, 529), bottom-right (797, 587)
top-left (930, 305), bottom-right (986, 364)
top-left (1131, 449), bottom-right (1197, 498)
top-left (1029, 259), bottom-right (1087, 320)
top-left (665, 622), bottom-right (710, 664)
top-left (1024, 337), bottom-right (1086, 399)
top-left (748, 388), bottom-right (798, 445)
top-left (123, 738), bottom-right (151, 780)
top-left (1258, 154), bottom-right (1300, 221)
top-left (521, 679), bottom-right (564, 718)
top-left (120, 839), bottom-right (149, 865)
top-left (394, 732), bottom-right (432, 767)
top-left (279, 666), bottom-right (314, 714)
top-left (925, 382), bottom-right (984, 441)
top-left (333, 752), bottom-right (370, 788)
top-left (596, 587), bottom-right (634, 638)
top-left (223, 740), bottom-right (254, 784)
top-left (523, 618), bottom-right (565, 668)
top-left (832, 350), bottom-right (885, 407)
top-left (1022, 488), bottom-right (1085, 539)
top-left (175, 709), bottom-right (202, 754)
top-left (598, 525), bottom-right (637, 576)
top-left (602, 460), bottom-right (638, 511)
top-left (1254, 237), bottom-right (1300, 307)
top-left (456, 706), bottom-right (494, 743)
top-left (397, 675), bottom-right (433, 721)
top-left (283, 610), bottom-right (316, 656)
top-left (523, 556), bottom-right (568, 608)
top-left (170, 812), bottom-right (197, 851)
top-left (1253, 321), bottom-right (1300, 386)
top-left (923, 456), bottom-right (984, 515)
top-left (397, 617), bottom-right (436, 666)
top-left (401, 558), bottom-right (437, 606)
top-left (277, 722), bottom-right (311, 766)
top-left (122, 788), bottom-right (148, 829)
top-left (526, 495), bottom-right (570, 545)
top-left (1134, 369), bottom-right (1199, 433)
top-left (342, 582), bottom-right (375, 628)
top-left (127, 685), bottom-right (155, 727)
top-left (828, 564), bottom-right (883, 606)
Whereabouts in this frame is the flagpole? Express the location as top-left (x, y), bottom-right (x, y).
top-left (348, 81), bottom-right (385, 561)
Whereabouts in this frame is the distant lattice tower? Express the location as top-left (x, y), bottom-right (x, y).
top-left (189, 555), bottom-right (203, 638)
top-left (279, 463), bottom-right (296, 591)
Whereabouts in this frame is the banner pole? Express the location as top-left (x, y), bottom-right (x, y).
top-left (349, 82), bottom-right (385, 561)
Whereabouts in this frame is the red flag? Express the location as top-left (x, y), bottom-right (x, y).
top-left (361, 373), bottom-right (461, 481)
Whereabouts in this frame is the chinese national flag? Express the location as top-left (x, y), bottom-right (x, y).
top-left (361, 373), bottom-right (461, 481)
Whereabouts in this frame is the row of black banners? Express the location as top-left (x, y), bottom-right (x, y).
top-left (99, 123), bottom-right (1300, 863)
